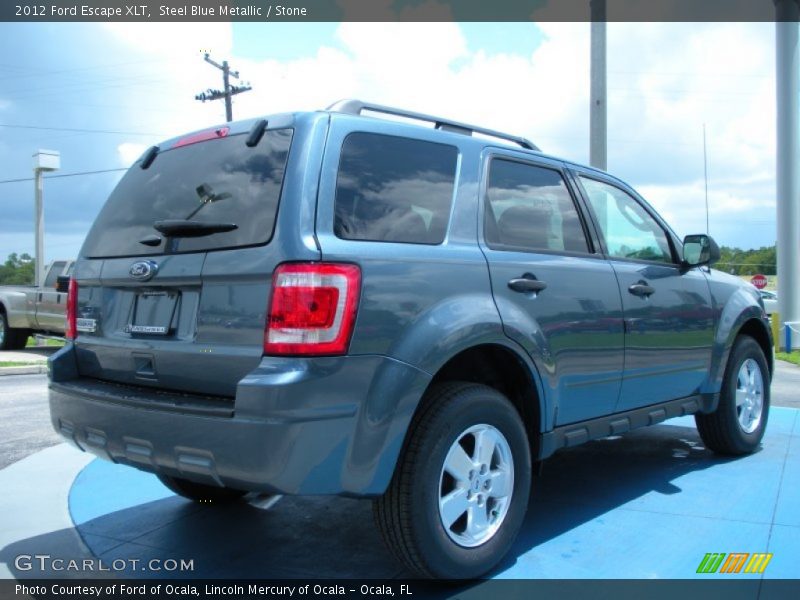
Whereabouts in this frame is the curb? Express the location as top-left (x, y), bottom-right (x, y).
top-left (776, 358), bottom-right (800, 369)
top-left (0, 364), bottom-right (47, 376)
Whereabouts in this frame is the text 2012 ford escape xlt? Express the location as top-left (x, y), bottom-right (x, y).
top-left (49, 101), bottom-right (772, 579)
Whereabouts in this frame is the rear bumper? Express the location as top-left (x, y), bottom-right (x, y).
top-left (48, 344), bottom-right (431, 496)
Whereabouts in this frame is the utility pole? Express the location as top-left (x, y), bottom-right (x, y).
top-left (590, 0), bottom-right (607, 171)
top-left (195, 54), bottom-right (252, 122)
top-left (32, 150), bottom-right (60, 287)
top-left (775, 0), bottom-right (800, 349)
top-left (703, 124), bottom-right (709, 235)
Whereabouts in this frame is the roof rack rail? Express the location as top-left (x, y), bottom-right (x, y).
top-left (326, 99), bottom-right (540, 152)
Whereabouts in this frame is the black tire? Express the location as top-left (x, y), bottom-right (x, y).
top-left (157, 474), bottom-right (247, 504)
top-left (695, 335), bottom-right (770, 455)
top-left (374, 382), bottom-right (531, 579)
top-left (0, 311), bottom-right (29, 351)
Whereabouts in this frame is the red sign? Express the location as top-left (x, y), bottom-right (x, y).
top-left (751, 274), bottom-right (768, 290)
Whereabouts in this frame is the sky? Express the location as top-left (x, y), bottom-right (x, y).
top-left (0, 20), bottom-right (778, 265)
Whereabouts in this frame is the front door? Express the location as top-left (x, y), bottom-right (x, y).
top-left (575, 173), bottom-right (715, 412)
top-left (35, 260), bottom-right (68, 331)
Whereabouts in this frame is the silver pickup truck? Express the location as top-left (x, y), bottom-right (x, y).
top-left (0, 260), bottom-right (74, 350)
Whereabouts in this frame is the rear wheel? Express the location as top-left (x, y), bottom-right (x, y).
top-left (374, 382), bottom-right (531, 579)
top-left (0, 311), bottom-right (29, 351)
top-left (695, 335), bottom-right (770, 455)
top-left (157, 474), bottom-right (247, 504)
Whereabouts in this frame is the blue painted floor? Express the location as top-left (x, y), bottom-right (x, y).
top-left (68, 408), bottom-right (800, 579)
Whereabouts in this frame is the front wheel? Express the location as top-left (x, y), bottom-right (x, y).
top-left (374, 382), bottom-right (531, 579)
top-left (695, 335), bottom-right (770, 455)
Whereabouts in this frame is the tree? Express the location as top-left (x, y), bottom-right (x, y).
top-left (0, 253), bottom-right (35, 285)
top-left (715, 245), bottom-right (776, 276)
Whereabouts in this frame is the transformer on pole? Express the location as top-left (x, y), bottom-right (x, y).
top-left (195, 54), bottom-right (252, 123)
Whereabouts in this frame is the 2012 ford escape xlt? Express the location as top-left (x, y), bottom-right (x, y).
top-left (49, 100), bottom-right (772, 579)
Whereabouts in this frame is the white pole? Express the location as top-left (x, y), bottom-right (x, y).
top-left (34, 168), bottom-right (45, 287)
top-left (776, 1), bottom-right (800, 349)
top-left (32, 150), bottom-right (60, 288)
top-left (703, 124), bottom-right (709, 235)
top-left (590, 0), bottom-right (607, 171)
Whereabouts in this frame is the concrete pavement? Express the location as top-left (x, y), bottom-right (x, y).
top-left (1, 409), bottom-right (796, 579)
top-left (0, 444), bottom-right (94, 579)
top-left (0, 374), bottom-right (62, 469)
top-left (0, 361), bottom-right (798, 581)
top-left (772, 360), bottom-right (800, 410)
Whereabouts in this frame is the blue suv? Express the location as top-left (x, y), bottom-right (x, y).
top-left (49, 100), bottom-right (772, 579)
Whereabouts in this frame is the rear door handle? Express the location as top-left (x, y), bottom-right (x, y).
top-left (628, 281), bottom-right (655, 297)
top-left (508, 275), bottom-right (547, 294)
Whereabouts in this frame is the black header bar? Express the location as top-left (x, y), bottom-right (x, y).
top-left (2, 579), bottom-right (800, 600)
top-left (2, 0), bottom-right (799, 23)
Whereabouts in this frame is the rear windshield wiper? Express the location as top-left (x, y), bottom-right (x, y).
top-left (153, 219), bottom-right (238, 238)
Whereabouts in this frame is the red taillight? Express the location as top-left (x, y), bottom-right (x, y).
top-left (264, 263), bottom-right (361, 356)
top-left (65, 278), bottom-right (77, 340)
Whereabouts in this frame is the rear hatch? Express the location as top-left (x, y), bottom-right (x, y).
top-left (73, 118), bottom-right (315, 398)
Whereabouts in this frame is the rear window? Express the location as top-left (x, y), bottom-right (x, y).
top-left (334, 132), bottom-right (458, 245)
top-left (44, 261), bottom-right (66, 287)
top-left (81, 129), bottom-right (292, 258)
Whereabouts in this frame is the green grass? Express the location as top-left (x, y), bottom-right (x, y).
top-left (0, 361), bottom-right (40, 367)
top-left (776, 351), bottom-right (800, 366)
top-left (25, 337), bottom-right (65, 348)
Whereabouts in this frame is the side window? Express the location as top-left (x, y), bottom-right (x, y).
top-left (579, 177), bottom-right (673, 263)
top-left (44, 261), bottom-right (66, 287)
top-left (485, 159), bottom-right (589, 254)
top-left (334, 132), bottom-right (458, 245)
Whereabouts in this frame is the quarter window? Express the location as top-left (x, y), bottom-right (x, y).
top-left (485, 159), bottom-right (589, 254)
top-left (334, 133), bottom-right (458, 245)
top-left (579, 177), bottom-right (673, 263)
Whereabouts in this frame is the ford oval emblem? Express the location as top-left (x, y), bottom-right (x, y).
top-left (129, 260), bottom-right (158, 281)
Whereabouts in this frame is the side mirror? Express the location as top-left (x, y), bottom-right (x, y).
top-left (55, 275), bottom-right (70, 293)
top-left (682, 234), bottom-right (721, 268)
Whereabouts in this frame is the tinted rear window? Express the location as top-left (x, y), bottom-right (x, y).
top-left (45, 261), bottom-right (67, 287)
top-left (81, 129), bottom-right (292, 258)
top-left (334, 132), bottom-right (458, 245)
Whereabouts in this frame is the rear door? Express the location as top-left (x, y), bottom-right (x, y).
top-left (573, 172), bottom-right (715, 411)
top-left (35, 260), bottom-right (67, 330)
top-left (480, 151), bottom-right (625, 426)
top-left (72, 117), bottom-right (319, 398)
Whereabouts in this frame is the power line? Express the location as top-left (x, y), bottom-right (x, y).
top-left (195, 54), bottom-right (252, 122)
top-left (2, 72), bottom-right (174, 100)
top-left (0, 168), bottom-right (127, 185)
top-left (0, 124), bottom-right (164, 136)
top-left (0, 57), bottom-right (169, 82)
